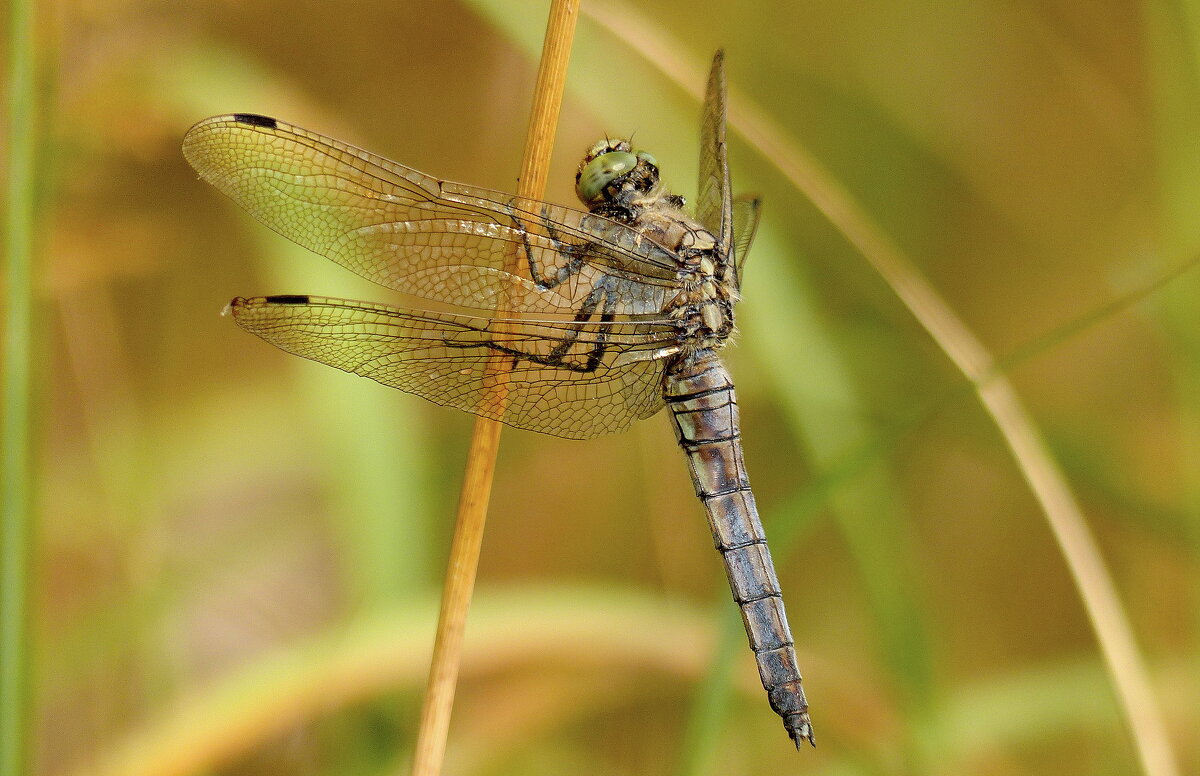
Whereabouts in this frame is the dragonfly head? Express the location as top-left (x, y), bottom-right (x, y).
top-left (575, 138), bottom-right (661, 208)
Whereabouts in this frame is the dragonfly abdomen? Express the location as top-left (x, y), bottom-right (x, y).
top-left (663, 352), bottom-right (815, 748)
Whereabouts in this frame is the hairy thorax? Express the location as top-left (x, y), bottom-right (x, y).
top-left (628, 197), bottom-right (736, 355)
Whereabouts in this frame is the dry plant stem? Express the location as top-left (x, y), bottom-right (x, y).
top-left (408, 2), bottom-right (579, 775)
top-left (580, 6), bottom-right (1179, 775)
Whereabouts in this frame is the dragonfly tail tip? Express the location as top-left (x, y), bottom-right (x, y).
top-left (785, 715), bottom-right (815, 750)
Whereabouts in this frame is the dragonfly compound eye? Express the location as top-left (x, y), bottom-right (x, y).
top-left (635, 150), bottom-right (658, 168)
top-left (575, 150), bottom-right (638, 204)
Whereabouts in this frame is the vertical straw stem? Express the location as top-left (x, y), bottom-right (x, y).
top-left (2, 0), bottom-right (37, 774)
top-left (408, 3), bottom-right (579, 774)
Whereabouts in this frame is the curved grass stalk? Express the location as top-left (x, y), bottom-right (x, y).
top-left (727, 86), bottom-right (1183, 776)
top-left (69, 588), bottom-right (715, 776)
top-left (579, 4), bottom-right (1180, 775)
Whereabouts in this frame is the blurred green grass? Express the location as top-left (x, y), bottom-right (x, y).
top-left (3, 0), bottom-right (37, 772)
top-left (14, 0), bottom-right (1199, 774)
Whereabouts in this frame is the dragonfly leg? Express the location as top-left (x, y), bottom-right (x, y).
top-left (506, 203), bottom-right (591, 291)
top-left (542, 281), bottom-right (616, 367)
top-left (441, 281), bottom-right (616, 373)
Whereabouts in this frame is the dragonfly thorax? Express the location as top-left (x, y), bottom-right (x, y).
top-left (670, 243), bottom-right (737, 353)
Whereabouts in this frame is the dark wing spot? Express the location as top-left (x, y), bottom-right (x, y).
top-left (264, 295), bottom-right (311, 304)
top-left (233, 113), bottom-right (278, 128)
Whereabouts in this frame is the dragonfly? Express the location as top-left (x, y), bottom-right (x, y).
top-left (183, 50), bottom-right (814, 748)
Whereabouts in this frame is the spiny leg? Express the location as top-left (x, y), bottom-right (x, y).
top-left (506, 203), bottom-right (592, 291)
top-left (442, 280), bottom-right (617, 374)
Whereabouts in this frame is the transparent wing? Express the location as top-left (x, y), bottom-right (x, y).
top-left (183, 114), bottom-right (679, 317)
top-left (696, 50), bottom-right (733, 261)
top-left (228, 295), bottom-right (677, 439)
top-left (731, 194), bottom-right (762, 289)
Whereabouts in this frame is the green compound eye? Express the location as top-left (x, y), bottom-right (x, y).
top-left (576, 150), bottom-right (637, 203)
top-left (635, 150), bottom-right (657, 167)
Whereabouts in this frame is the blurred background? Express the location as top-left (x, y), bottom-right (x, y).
top-left (6, 0), bottom-right (1198, 773)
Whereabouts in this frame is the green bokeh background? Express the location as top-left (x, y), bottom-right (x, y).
top-left (11, 0), bottom-right (1198, 774)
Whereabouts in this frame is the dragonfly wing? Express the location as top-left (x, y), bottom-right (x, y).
top-left (227, 295), bottom-right (676, 439)
top-left (183, 114), bottom-right (678, 317)
top-left (731, 194), bottom-right (762, 290)
top-left (696, 51), bottom-right (734, 264)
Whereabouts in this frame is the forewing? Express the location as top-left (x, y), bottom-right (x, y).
top-left (183, 114), bottom-right (678, 316)
top-left (228, 295), bottom-right (676, 439)
top-left (731, 194), bottom-right (762, 290)
top-left (696, 51), bottom-right (733, 260)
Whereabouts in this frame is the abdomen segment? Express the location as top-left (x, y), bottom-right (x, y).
top-left (663, 352), bottom-right (814, 748)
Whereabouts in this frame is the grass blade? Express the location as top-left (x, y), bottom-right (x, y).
top-left (573, 5), bottom-right (1180, 775)
top-left (2, 0), bottom-right (39, 773)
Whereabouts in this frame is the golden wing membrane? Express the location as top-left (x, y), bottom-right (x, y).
top-left (183, 114), bottom-right (678, 318)
top-left (696, 51), bottom-right (734, 266)
top-left (731, 194), bottom-right (762, 286)
top-left (228, 295), bottom-right (677, 439)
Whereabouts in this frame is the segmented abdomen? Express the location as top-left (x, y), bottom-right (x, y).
top-left (663, 351), bottom-right (814, 747)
